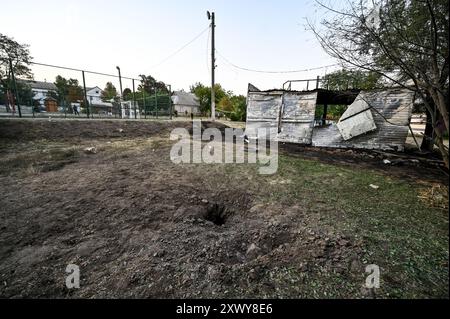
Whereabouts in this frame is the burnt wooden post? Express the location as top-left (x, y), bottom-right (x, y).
top-left (322, 103), bottom-right (328, 126)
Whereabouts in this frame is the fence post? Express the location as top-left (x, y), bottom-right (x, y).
top-left (31, 97), bottom-right (35, 118)
top-left (168, 85), bottom-right (172, 120)
top-left (322, 103), bottom-right (328, 126)
top-left (155, 90), bottom-right (158, 119)
top-left (143, 91), bottom-right (146, 119)
top-left (63, 96), bottom-right (67, 118)
top-left (9, 59), bottom-right (22, 118)
top-left (82, 70), bottom-right (89, 118)
top-left (132, 79), bottom-right (137, 119)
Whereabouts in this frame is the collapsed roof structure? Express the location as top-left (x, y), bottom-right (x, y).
top-left (245, 83), bottom-right (415, 151)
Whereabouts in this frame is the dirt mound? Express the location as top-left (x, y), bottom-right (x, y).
top-left (0, 119), bottom-right (229, 142)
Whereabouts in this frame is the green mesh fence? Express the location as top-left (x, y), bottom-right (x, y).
top-left (139, 94), bottom-right (171, 117)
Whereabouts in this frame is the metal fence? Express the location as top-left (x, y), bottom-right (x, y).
top-left (0, 61), bottom-right (172, 120)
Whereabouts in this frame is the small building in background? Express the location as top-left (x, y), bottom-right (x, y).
top-left (27, 80), bottom-right (58, 108)
top-left (86, 86), bottom-right (113, 115)
top-left (120, 101), bottom-right (140, 119)
top-left (171, 91), bottom-right (200, 116)
top-left (86, 86), bottom-right (103, 105)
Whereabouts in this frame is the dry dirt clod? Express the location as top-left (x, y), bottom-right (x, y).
top-left (246, 243), bottom-right (262, 259)
top-left (83, 147), bottom-right (97, 154)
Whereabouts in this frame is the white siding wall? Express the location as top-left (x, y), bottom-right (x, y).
top-left (86, 88), bottom-right (103, 105)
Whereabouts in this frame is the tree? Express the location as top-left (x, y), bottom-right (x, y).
top-left (218, 95), bottom-right (234, 112)
top-left (0, 81), bottom-right (34, 108)
top-left (309, 0), bottom-right (449, 167)
top-left (190, 82), bottom-right (227, 116)
top-left (101, 82), bottom-right (118, 102)
top-left (0, 33), bottom-right (32, 80)
top-left (229, 95), bottom-right (247, 121)
top-left (317, 68), bottom-right (381, 120)
top-left (322, 69), bottom-right (381, 90)
top-left (67, 79), bottom-right (83, 105)
top-left (122, 88), bottom-right (132, 101)
top-left (53, 75), bottom-right (68, 104)
top-left (53, 76), bottom-right (83, 104)
top-left (138, 75), bottom-right (168, 95)
top-left (0, 33), bottom-right (33, 112)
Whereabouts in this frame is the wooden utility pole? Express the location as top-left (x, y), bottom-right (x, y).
top-left (208, 11), bottom-right (216, 121)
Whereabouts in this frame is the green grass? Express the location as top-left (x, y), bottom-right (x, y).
top-left (1, 137), bottom-right (447, 298)
top-left (258, 155), bottom-right (448, 298)
top-left (193, 152), bottom-right (448, 298)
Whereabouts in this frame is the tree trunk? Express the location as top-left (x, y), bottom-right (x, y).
top-left (426, 88), bottom-right (449, 168)
top-left (429, 87), bottom-right (449, 134)
top-left (435, 135), bottom-right (449, 169)
top-left (420, 107), bottom-right (435, 152)
top-left (433, 114), bottom-right (449, 169)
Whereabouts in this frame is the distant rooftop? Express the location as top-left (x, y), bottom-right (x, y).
top-left (172, 91), bottom-right (199, 106)
top-left (20, 80), bottom-right (57, 91)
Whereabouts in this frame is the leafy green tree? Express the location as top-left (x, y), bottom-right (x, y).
top-left (0, 81), bottom-right (34, 106)
top-left (123, 88), bottom-right (132, 101)
top-left (0, 33), bottom-right (33, 111)
top-left (229, 95), bottom-right (247, 121)
top-left (318, 69), bottom-right (381, 120)
top-left (322, 69), bottom-right (381, 91)
top-left (68, 79), bottom-right (83, 105)
top-left (138, 75), bottom-right (168, 95)
top-left (54, 75), bottom-right (68, 104)
top-left (53, 76), bottom-right (83, 104)
top-left (309, 0), bottom-right (449, 166)
top-left (190, 82), bottom-right (227, 116)
top-left (0, 33), bottom-right (32, 81)
top-left (101, 82), bottom-right (118, 102)
top-left (218, 95), bottom-right (233, 112)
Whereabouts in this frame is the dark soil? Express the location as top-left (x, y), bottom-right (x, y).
top-left (0, 119), bottom-right (447, 298)
top-left (280, 142), bottom-right (448, 185)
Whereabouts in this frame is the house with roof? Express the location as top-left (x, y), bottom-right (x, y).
top-left (86, 86), bottom-right (103, 105)
top-left (26, 80), bottom-right (58, 109)
top-left (171, 91), bottom-right (200, 116)
top-left (86, 86), bottom-right (114, 114)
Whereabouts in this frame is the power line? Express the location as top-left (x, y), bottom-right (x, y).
top-left (149, 26), bottom-right (209, 69)
top-left (216, 49), bottom-right (339, 74)
top-left (31, 28), bottom-right (210, 80)
top-left (30, 61), bottom-right (139, 81)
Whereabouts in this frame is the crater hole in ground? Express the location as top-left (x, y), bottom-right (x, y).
top-left (204, 203), bottom-right (232, 225)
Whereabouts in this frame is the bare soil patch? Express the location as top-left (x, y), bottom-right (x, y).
top-left (0, 119), bottom-right (447, 298)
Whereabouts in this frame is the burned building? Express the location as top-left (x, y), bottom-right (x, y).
top-left (245, 84), bottom-right (415, 151)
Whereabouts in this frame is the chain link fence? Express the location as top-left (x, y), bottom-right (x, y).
top-left (0, 62), bottom-right (172, 120)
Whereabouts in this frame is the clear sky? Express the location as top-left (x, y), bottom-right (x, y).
top-left (1, 0), bottom-right (340, 95)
